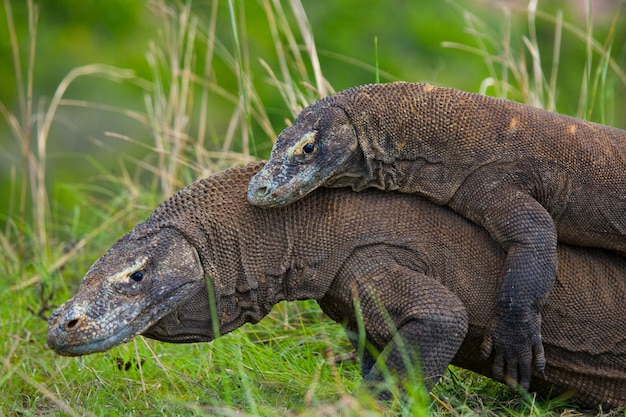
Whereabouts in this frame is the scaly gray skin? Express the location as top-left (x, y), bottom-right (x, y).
top-left (47, 163), bottom-right (626, 409)
top-left (246, 81), bottom-right (626, 389)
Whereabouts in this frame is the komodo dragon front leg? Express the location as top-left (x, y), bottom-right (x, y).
top-left (319, 245), bottom-right (469, 396)
top-left (449, 174), bottom-right (556, 386)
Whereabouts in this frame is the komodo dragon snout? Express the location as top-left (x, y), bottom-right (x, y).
top-left (248, 103), bottom-right (361, 207)
top-left (47, 225), bottom-right (204, 356)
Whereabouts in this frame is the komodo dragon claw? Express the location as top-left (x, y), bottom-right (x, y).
top-left (481, 313), bottom-right (547, 390)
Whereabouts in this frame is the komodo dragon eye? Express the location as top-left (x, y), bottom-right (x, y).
top-left (291, 131), bottom-right (317, 157)
top-left (129, 270), bottom-right (145, 283)
top-left (302, 143), bottom-right (315, 154)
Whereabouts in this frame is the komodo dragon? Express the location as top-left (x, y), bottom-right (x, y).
top-left (47, 163), bottom-right (626, 409)
top-left (246, 81), bottom-right (626, 388)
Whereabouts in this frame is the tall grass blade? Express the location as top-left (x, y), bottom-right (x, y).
top-left (228, 0), bottom-right (255, 157)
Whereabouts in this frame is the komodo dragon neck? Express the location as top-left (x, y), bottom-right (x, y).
top-left (145, 163), bottom-right (365, 339)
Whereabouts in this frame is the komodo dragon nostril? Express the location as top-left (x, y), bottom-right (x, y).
top-left (255, 185), bottom-right (269, 197)
top-left (66, 318), bottom-right (79, 329)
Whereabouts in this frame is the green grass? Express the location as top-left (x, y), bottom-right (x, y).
top-left (1, 0), bottom-right (625, 416)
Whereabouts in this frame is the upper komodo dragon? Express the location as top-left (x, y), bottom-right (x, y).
top-left (47, 163), bottom-right (626, 409)
top-left (246, 81), bottom-right (626, 389)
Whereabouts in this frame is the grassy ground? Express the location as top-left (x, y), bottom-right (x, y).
top-left (1, 1), bottom-right (625, 415)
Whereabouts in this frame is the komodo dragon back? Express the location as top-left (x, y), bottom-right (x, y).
top-left (47, 163), bottom-right (626, 409)
top-left (247, 81), bottom-right (626, 388)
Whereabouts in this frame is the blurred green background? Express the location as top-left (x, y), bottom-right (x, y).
top-left (1, 0), bottom-right (625, 243)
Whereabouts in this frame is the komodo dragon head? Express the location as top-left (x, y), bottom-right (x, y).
top-left (47, 223), bottom-right (206, 356)
top-left (247, 93), bottom-right (363, 207)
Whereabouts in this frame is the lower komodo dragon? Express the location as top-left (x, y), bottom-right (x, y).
top-left (246, 81), bottom-right (626, 389)
top-left (47, 163), bottom-right (626, 409)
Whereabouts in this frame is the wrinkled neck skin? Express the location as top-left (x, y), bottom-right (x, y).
top-left (322, 96), bottom-right (445, 197)
top-left (322, 118), bottom-right (426, 195)
top-left (322, 84), bottom-right (480, 205)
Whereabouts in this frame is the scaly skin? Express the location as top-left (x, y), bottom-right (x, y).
top-left (246, 82), bottom-right (626, 388)
top-left (47, 164), bottom-right (626, 408)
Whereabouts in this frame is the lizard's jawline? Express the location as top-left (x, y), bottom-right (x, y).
top-left (55, 325), bottom-right (139, 356)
